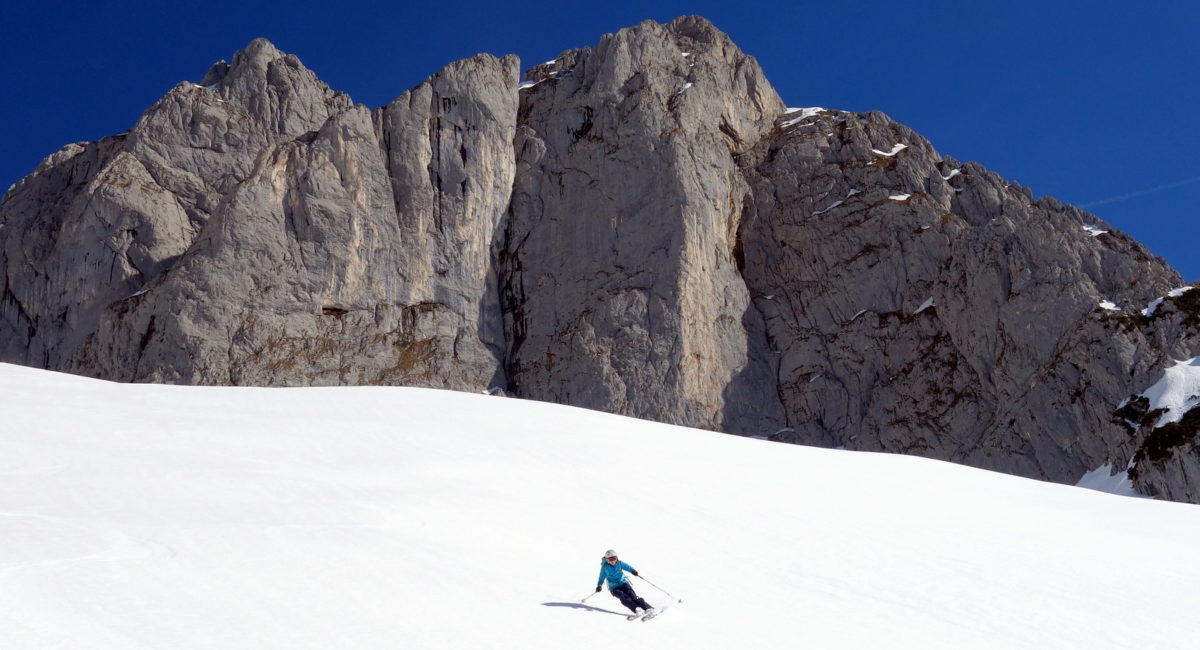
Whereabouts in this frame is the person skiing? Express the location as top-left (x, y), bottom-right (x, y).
top-left (595, 549), bottom-right (655, 616)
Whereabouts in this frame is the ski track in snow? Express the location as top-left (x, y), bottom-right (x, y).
top-left (2, 363), bottom-right (1200, 650)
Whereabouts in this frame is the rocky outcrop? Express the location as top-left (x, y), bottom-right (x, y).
top-left (2, 39), bottom-right (518, 389)
top-left (501, 16), bottom-right (786, 433)
top-left (736, 108), bottom-right (1200, 491)
top-left (2, 17), bottom-right (1198, 501)
top-left (1108, 291), bottom-right (1200, 501)
top-left (1, 40), bottom-right (354, 373)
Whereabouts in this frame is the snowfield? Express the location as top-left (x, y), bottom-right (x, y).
top-left (2, 363), bottom-right (1199, 649)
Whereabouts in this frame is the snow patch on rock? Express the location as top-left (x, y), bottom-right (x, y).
top-left (1138, 356), bottom-right (1200, 428)
top-left (781, 107), bottom-right (826, 127)
top-left (812, 200), bottom-right (843, 216)
top-left (871, 143), bottom-right (908, 157)
top-left (1143, 287), bottom-right (1194, 317)
top-left (1076, 463), bottom-right (1145, 498)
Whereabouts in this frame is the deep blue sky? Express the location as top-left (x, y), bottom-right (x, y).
top-left (3, 1), bottom-right (1197, 280)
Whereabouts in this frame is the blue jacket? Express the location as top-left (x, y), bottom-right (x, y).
top-left (597, 559), bottom-right (637, 590)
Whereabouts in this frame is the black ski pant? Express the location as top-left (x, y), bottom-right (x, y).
top-left (610, 582), bottom-right (652, 613)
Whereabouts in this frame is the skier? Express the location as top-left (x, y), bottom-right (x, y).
top-left (595, 549), bottom-right (655, 617)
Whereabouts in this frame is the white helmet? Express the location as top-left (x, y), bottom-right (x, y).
top-left (603, 549), bottom-right (618, 559)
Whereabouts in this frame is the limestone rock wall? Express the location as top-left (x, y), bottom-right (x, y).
top-left (2, 41), bottom-right (518, 390)
top-left (501, 16), bottom-right (786, 433)
top-left (736, 108), bottom-right (1198, 491)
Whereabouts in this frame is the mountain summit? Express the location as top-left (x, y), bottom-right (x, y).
top-left (2, 17), bottom-right (1198, 501)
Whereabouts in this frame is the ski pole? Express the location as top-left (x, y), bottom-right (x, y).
top-left (635, 575), bottom-right (682, 603)
top-left (581, 589), bottom-right (600, 603)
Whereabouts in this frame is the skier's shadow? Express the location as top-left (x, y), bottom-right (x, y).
top-left (541, 601), bottom-right (628, 617)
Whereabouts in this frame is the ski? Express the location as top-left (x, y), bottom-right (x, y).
top-left (641, 605), bottom-right (668, 621)
top-left (625, 605), bottom-right (668, 621)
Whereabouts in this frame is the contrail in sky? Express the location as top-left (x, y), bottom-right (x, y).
top-left (1080, 174), bottom-right (1200, 208)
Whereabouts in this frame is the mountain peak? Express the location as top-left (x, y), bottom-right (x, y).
top-left (666, 14), bottom-right (725, 42)
top-left (199, 37), bottom-right (285, 87)
top-left (237, 37), bottom-right (284, 62)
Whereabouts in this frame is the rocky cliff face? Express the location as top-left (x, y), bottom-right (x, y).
top-left (2, 17), bottom-right (1198, 501)
top-left (737, 109), bottom-right (1199, 489)
top-left (503, 16), bottom-right (786, 434)
top-left (3, 39), bottom-right (517, 389)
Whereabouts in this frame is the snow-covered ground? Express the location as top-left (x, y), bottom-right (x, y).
top-left (2, 363), bottom-right (1199, 649)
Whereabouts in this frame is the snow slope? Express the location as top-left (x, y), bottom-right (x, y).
top-left (2, 363), bottom-right (1198, 649)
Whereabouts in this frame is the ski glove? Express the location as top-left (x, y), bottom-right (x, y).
top-left (632, 571), bottom-right (639, 576)
top-left (595, 586), bottom-right (602, 592)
